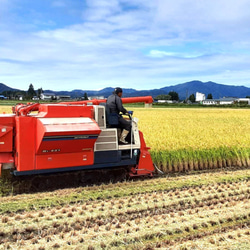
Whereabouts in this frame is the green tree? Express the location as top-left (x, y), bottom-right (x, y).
top-left (27, 84), bottom-right (36, 99)
top-left (83, 92), bottom-right (88, 100)
top-left (37, 88), bottom-right (43, 99)
top-left (1, 90), bottom-right (13, 99)
top-left (168, 91), bottom-right (179, 101)
top-left (1, 90), bottom-right (26, 99)
top-left (246, 96), bottom-right (250, 98)
top-left (207, 93), bottom-right (213, 99)
top-left (189, 93), bottom-right (195, 103)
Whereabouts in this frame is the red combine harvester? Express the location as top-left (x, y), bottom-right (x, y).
top-left (0, 96), bottom-right (156, 191)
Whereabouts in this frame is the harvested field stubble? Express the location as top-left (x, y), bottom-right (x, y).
top-left (134, 108), bottom-right (250, 172)
top-left (0, 168), bottom-right (250, 249)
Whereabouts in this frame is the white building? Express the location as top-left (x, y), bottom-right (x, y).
top-left (219, 98), bottom-right (236, 105)
top-left (40, 93), bottom-right (57, 100)
top-left (203, 97), bottom-right (239, 105)
top-left (237, 98), bottom-right (250, 105)
top-left (157, 100), bottom-right (173, 103)
top-left (88, 96), bottom-right (105, 100)
top-left (195, 92), bottom-right (205, 102)
top-left (203, 99), bottom-right (217, 105)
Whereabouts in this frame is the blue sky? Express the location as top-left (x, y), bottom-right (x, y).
top-left (1, 0), bottom-right (250, 91)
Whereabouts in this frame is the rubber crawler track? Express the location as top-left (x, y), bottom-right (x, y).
top-left (1, 166), bottom-right (133, 194)
top-left (1, 165), bottom-right (248, 195)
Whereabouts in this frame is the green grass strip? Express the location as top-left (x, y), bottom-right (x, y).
top-left (0, 168), bottom-right (249, 214)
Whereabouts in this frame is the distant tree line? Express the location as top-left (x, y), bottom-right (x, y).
top-left (156, 91), bottom-right (179, 101)
top-left (0, 84), bottom-right (90, 101)
top-left (1, 84), bottom-right (43, 100)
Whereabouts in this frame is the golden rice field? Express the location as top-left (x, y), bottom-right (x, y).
top-left (0, 106), bottom-right (12, 113)
top-left (0, 105), bottom-right (249, 172)
top-left (133, 108), bottom-right (250, 172)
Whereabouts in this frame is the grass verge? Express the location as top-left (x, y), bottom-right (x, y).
top-left (0, 167), bottom-right (249, 214)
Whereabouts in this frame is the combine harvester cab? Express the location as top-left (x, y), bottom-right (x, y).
top-left (0, 96), bottom-right (155, 183)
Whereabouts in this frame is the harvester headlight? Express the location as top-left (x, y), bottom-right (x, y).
top-left (134, 149), bottom-right (138, 156)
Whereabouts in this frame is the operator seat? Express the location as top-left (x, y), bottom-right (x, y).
top-left (100, 103), bottom-right (120, 128)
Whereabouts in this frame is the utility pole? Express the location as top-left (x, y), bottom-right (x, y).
top-left (186, 89), bottom-right (189, 102)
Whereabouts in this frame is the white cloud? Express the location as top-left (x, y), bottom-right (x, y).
top-left (52, 1), bottom-right (67, 8)
top-left (148, 49), bottom-right (204, 59)
top-left (148, 50), bottom-right (175, 58)
top-left (154, 0), bottom-right (250, 41)
top-left (1, 0), bottom-right (250, 90)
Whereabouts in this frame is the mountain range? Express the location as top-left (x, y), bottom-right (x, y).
top-left (1, 81), bottom-right (250, 100)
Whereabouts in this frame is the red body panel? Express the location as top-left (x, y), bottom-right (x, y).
top-left (35, 151), bottom-right (93, 170)
top-left (36, 118), bottom-right (100, 154)
top-left (37, 105), bottom-right (94, 118)
top-left (13, 104), bottom-right (101, 173)
top-left (130, 131), bottom-right (155, 176)
top-left (15, 116), bottom-right (36, 172)
top-left (0, 115), bottom-right (15, 153)
top-left (0, 153), bottom-right (14, 163)
top-left (15, 115), bottom-right (101, 172)
top-left (0, 115), bottom-right (15, 171)
top-left (0, 125), bottom-right (13, 152)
